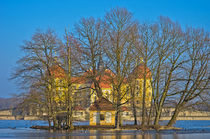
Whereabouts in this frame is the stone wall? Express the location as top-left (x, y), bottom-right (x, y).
top-left (160, 116), bottom-right (210, 121)
top-left (24, 116), bottom-right (40, 120)
top-left (0, 110), bottom-right (12, 116)
top-left (0, 116), bottom-right (15, 120)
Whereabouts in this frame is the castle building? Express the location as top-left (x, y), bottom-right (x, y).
top-left (50, 62), bottom-right (152, 111)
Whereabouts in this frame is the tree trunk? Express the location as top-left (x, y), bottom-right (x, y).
top-left (154, 67), bottom-right (173, 126)
top-left (133, 101), bottom-right (137, 125)
top-left (167, 102), bottom-right (185, 127)
top-left (154, 109), bottom-right (161, 126)
top-left (115, 96), bottom-right (121, 129)
top-left (116, 110), bottom-right (121, 129)
top-left (66, 31), bottom-right (74, 130)
top-left (147, 104), bottom-right (153, 125)
top-left (141, 61), bottom-right (147, 127)
top-left (48, 119), bottom-right (51, 129)
top-left (167, 107), bottom-right (180, 127)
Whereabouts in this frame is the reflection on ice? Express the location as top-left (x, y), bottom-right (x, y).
top-left (1, 129), bottom-right (210, 139)
top-left (0, 120), bottom-right (210, 139)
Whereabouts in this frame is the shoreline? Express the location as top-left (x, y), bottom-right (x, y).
top-left (30, 125), bottom-right (182, 131)
top-left (1, 115), bottom-right (210, 120)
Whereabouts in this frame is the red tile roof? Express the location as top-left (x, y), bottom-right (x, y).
top-left (50, 64), bottom-right (151, 86)
top-left (50, 65), bottom-right (66, 78)
top-left (89, 97), bottom-right (115, 111)
top-left (73, 105), bottom-right (85, 111)
top-left (71, 76), bottom-right (90, 84)
top-left (90, 69), bottom-right (114, 89)
top-left (121, 106), bottom-right (130, 111)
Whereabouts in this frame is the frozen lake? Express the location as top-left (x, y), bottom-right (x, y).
top-left (0, 120), bottom-right (210, 139)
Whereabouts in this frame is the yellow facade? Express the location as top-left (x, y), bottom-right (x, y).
top-left (73, 110), bottom-right (86, 121)
top-left (134, 78), bottom-right (152, 107)
top-left (53, 77), bottom-right (152, 109)
top-left (90, 78), bottom-right (152, 108)
top-left (54, 78), bottom-right (67, 103)
top-left (90, 88), bottom-right (112, 104)
top-left (90, 83), bottom-right (132, 105)
top-left (53, 77), bottom-right (86, 105)
top-left (89, 110), bottom-right (115, 126)
top-left (52, 64), bottom-right (152, 109)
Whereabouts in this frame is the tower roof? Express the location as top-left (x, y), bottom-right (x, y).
top-left (129, 63), bottom-right (151, 79)
top-left (49, 65), bottom-right (66, 78)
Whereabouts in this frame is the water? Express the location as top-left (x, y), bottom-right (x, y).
top-left (0, 120), bottom-right (210, 139)
top-left (0, 120), bottom-right (48, 129)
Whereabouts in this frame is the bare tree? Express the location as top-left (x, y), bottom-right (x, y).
top-left (58, 29), bottom-right (77, 129)
top-left (11, 8), bottom-right (210, 130)
top-left (103, 8), bottom-right (138, 128)
top-left (167, 28), bottom-right (210, 126)
top-left (11, 29), bottom-right (60, 128)
top-left (74, 17), bottom-right (106, 98)
top-left (127, 76), bottom-right (138, 125)
top-left (148, 17), bottom-right (187, 126)
top-left (135, 23), bottom-right (156, 127)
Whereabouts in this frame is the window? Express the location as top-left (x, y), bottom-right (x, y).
top-left (106, 112), bottom-right (111, 123)
top-left (100, 114), bottom-right (105, 121)
top-left (136, 91), bottom-right (139, 96)
top-left (59, 79), bottom-right (63, 83)
top-left (74, 111), bottom-right (83, 116)
top-left (93, 112), bottom-right (97, 123)
top-left (123, 112), bottom-right (129, 116)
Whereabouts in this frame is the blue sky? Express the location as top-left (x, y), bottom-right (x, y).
top-left (0, 0), bottom-right (210, 98)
